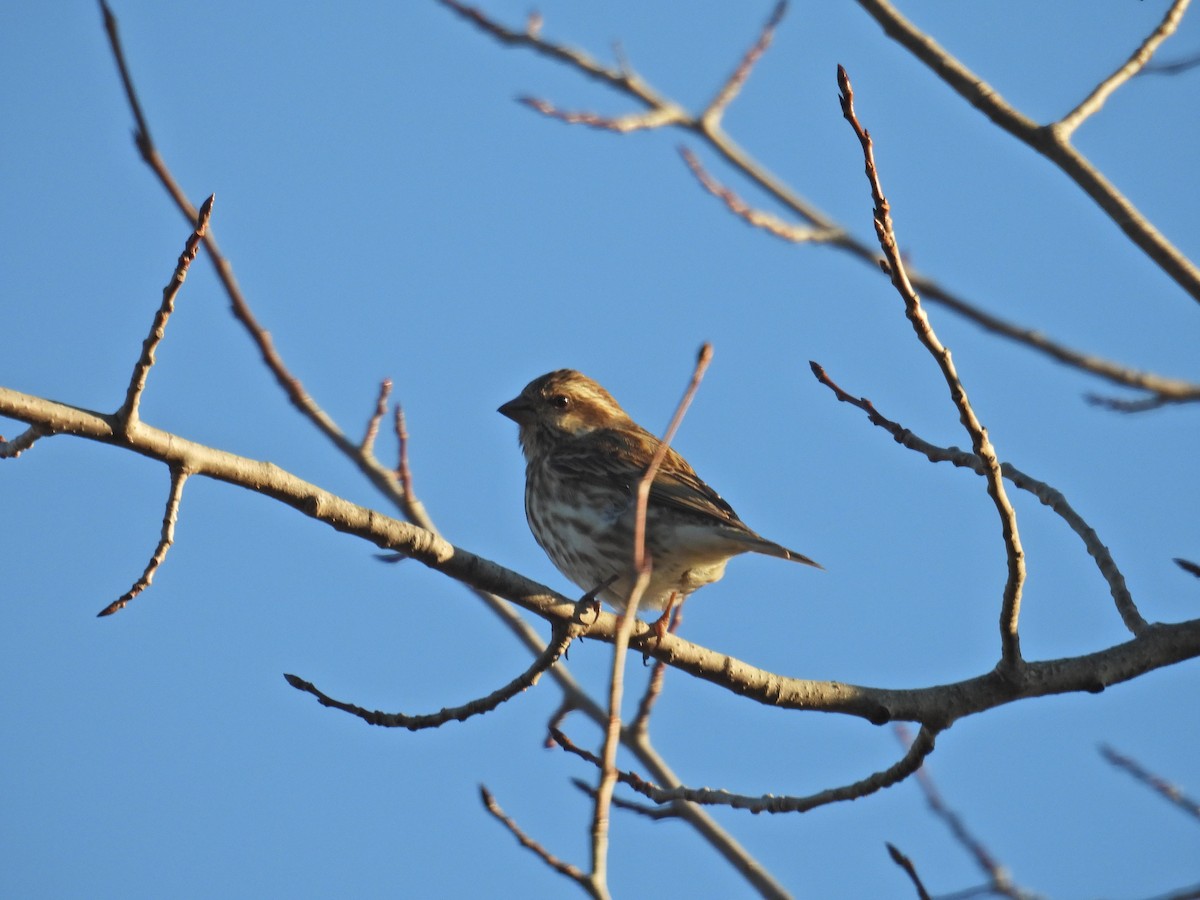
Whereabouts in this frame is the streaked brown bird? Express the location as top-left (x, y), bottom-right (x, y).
top-left (498, 369), bottom-right (821, 616)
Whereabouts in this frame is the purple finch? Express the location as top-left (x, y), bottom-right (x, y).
top-left (499, 369), bottom-right (820, 614)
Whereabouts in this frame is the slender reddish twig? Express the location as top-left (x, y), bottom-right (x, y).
top-left (590, 344), bottom-right (713, 896)
top-left (628, 605), bottom-right (684, 737)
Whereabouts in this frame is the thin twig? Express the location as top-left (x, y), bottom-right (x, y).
top-left (361, 378), bottom-right (392, 455)
top-left (393, 402), bottom-right (414, 498)
top-left (570, 778), bottom-right (682, 821)
top-left (886, 843), bottom-right (932, 900)
top-left (0, 426), bottom-right (48, 459)
top-left (556, 724), bottom-right (938, 814)
top-left (839, 65), bottom-right (1026, 672)
top-left (895, 724), bottom-right (1033, 900)
top-left (680, 148), bottom-right (836, 243)
top-left (809, 361), bottom-right (1146, 635)
top-left (117, 195), bottom-right (214, 431)
top-left (590, 344), bottom-right (713, 897)
top-left (1099, 744), bottom-right (1200, 822)
top-left (628, 605), bottom-right (683, 738)
top-left (1055, 0), bottom-right (1192, 139)
top-left (284, 622), bottom-right (578, 730)
top-left (518, 96), bottom-right (684, 132)
top-left (1175, 558), bottom-right (1200, 579)
top-left (700, 1), bottom-right (787, 129)
top-left (479, 785), bottom-right (591, 890)
top-left (97, 465), bottom-right (189, 617)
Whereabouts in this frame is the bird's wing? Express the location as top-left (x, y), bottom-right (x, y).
top-left (547, 428), bottom-right (750, 531)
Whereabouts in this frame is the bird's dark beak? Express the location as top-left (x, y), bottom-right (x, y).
top-left (498, 396), bottom-right (531, 424)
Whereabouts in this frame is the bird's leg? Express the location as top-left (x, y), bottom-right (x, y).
top-left (575, 574), bottom-right (618, 627)
top-left (652, 592), bottom-right (679, 646)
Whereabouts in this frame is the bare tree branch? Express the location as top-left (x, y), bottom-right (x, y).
top-left (1099, 744), bottom-right (1200, 823)
top-left (436, 0), bottom-right (1200, 406)
top-left (856, 0), bottom-right (1200, 304)
top-left (96, 7), bottom-right (787, 888)
top-left (553, 724), bottom-right (939, 813)
top-left (116, 194), bottom-right (214, 432)
top-left (480, 785), bottom-right (591, 893)
top-left (283, 621), bottom-right (580, 730)
top-left (839, 65), bottom-right (1027, 671)
top-left (589, 344), bottom-right (713, 898)
top-left (5, 382), bottom-right (1200, 732)
top-left (360, 378), bottom-right (391, 456)
top-left (700, 0), bottom-right (786, 129)
top-left (0, 425), bottom-right (47, 459)
top-left (809, 361), bottom-right (1146, 635)
top-left (886, 843), bottom-right (932, 900)
top-left (895, 725), bottom-right (1040, 900)
top-left (1055, 0), bottom-right (1192, 139)
top-left (97, 464), bottom-right (189, 618)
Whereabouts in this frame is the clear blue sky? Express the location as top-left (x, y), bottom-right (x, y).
top-left (3, 2), bottom-right (1198, 897)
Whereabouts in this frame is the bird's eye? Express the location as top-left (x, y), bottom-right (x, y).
top-left (549, 395), bottom-right (571, 410)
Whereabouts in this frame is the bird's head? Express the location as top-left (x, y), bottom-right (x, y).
top-left (499, 369), bottom-right (631, 457)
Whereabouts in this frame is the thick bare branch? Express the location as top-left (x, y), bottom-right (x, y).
top-left (4, 386), bottom-right (1200, 728)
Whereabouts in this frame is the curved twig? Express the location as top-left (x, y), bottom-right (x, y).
top-left (839, 65), bottom-right (1026, 671)
top-left (97, 464), bottom-right (189, 617)
top-left (809, 361), bottom-right (1146, 635)
top-left (284, 622), bottom-right (578, 730)
top-left (553, 725), bottom-right (938, 814)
